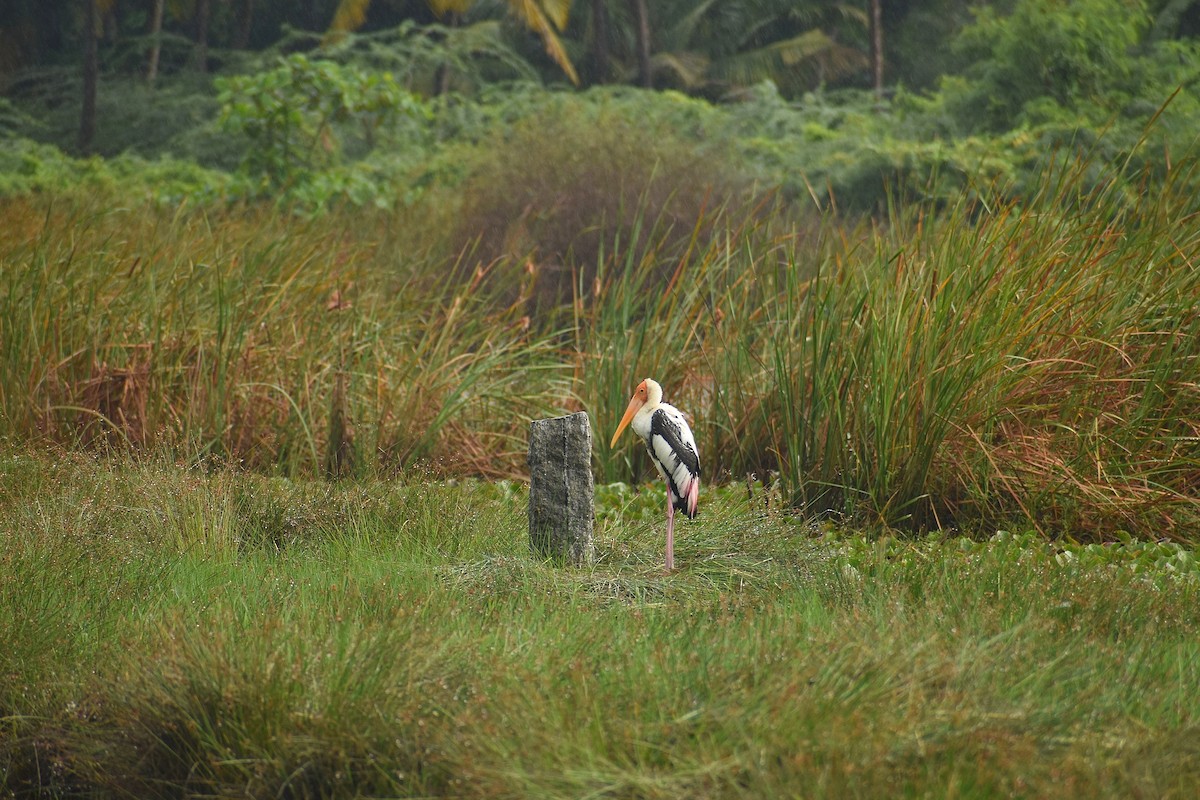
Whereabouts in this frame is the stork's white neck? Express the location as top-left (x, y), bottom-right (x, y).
top-left (642, 378), bottom-right (664, 407)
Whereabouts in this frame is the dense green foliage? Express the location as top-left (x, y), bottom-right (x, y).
top-left (3, 1), bottom-right (1199, 211)
top-left (3, 454), bottom-right (1199, 797)
top-left (216, 53), bottom-right (431, 205)
top-left (946, 0), bottom-right (1151, 132)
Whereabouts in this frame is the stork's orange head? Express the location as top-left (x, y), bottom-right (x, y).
top-left (610, 379), bottom-right (651, 448)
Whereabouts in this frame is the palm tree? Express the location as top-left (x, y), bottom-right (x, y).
top-left (146, 0), bottom-right (164, 84)
top-left (193, 0), bottom-right (211, 72)
top-left (628, 0), bottom-right (651, 86)
top-left (80, 0), bottom-right (99, 153)
top-left (869, 0), bottom-right (883, 97)
top-left (625, 0), bottom-right (870, 97)
top-left (330, 0), bottom-right (579, 83)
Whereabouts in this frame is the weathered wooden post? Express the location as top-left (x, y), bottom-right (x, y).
top-left (527, 412), bottom-right (594, 565)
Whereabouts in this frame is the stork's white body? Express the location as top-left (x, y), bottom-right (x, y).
top-left (610, 379), bottom-right (701, 571)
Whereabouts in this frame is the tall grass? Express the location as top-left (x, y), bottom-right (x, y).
top-left (0, 196), bottom-right (571, 478)
top-left (580, 156), bottom-right (1200, 538)
top-left (2, 143), bottom-right (1198, 538)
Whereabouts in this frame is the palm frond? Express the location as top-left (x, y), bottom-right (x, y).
top-left (508, 0), bottom-right (579, 84)
top-left (329, 0), bottom-right (373, 32)
top-left (428, 0), bottom-right (475, 15)
top-left (662, 0), bottom-right (721, 52)
top-left (649, 50), bottom-right (712, 89)
top-left (709, 28), bottom-right (867, 90)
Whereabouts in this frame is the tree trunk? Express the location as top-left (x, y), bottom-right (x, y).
top-left (433, 11), bottom-right (461, 96)
top-left (80, 0), bottom-right (98, 154)
top-left (870, 0), bottom-right (884, 100)
top-left (147, 0), bottom-right (164, 85)
top-left (590, 0), bottom-right (610, 84)
top-left (193, 0), bottom-right (211, 72)
top-left (104, 5), bottom-right (118, 41)
top-left (628, 0), bottom-right (651, 88)
top-left (235, 0), bottom-right (255, 49)
top-left (306, 0), bottom-right (323, 31)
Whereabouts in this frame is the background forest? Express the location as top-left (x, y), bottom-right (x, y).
top-left (2, 0), bottom-right (1200, 209)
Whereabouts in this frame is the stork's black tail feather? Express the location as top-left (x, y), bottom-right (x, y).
top-left (675, 475), bottom-right (700, 519)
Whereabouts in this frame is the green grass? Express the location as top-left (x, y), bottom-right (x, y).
top-left (3, 450), bottom-right (1199, 798)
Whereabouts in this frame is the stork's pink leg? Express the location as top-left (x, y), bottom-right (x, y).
top-left (665, 496), bottom-right (675, 572)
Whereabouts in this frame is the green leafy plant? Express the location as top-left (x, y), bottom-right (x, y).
top-left (216, 54), bottom-right (431, 201)
top-left (942, 0), bottom-right (1149, 133)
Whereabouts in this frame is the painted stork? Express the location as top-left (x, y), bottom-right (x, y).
top-left (610, 378), bottom-right (700, 571)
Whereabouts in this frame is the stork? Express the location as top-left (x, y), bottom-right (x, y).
top-left (610, 378), bottom-right (700, 571)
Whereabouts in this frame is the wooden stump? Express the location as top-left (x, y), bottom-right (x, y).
top-left (527, 412), bottom-right (595, 565)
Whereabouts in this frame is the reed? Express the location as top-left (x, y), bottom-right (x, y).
top-left (0, 195), bottom-right (571, 478)
top-left (1, 143), bottom-right (1197, 538)
top-left (581, 155), bottom-right (1200, 537)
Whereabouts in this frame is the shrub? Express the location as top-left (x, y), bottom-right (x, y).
top-left (943, 0), bottom-right (1148, 133)
top-left (445, 88), bottom-right (752, 314)
top-left (216, 54), bottom-right (432, 206)
top-left (0, 136), bottom-right (228, 201)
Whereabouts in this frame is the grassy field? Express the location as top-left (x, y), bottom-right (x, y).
top-left (2, 450), bottom-right (1199, 798)
top-left (3, 134), bottom-right (1200, 797)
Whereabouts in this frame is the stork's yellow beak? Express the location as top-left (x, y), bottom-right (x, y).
top-left (610, 394), bottom-right (643, 448)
